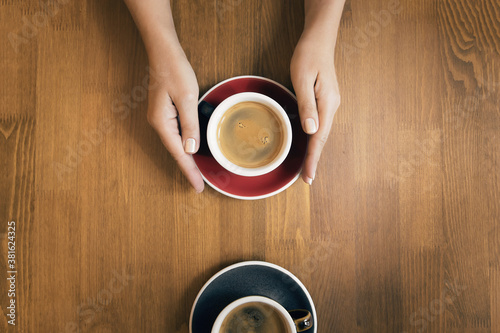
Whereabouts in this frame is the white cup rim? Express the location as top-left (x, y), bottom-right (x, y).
top-left (206, 92), bottom-right (293, 177)
top-left (211, 296), bottom-right (295, 333)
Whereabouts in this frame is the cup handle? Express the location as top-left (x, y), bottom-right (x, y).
top-left (199, 101), bottom-right (215, 119)
top-left (197, 101), bottom-right (216, 154)
top-left (288, 309), bottom-right (313, 332)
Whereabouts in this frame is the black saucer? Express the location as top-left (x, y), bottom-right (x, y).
top-left (190, 261), bottom-right (317, 333)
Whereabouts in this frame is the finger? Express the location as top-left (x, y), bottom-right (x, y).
top-left (293, 75), bottom-right (319, 135)
top-left (171, 148), bottom-right (205, 193)
top-left (157, 119), bottom-right (205, 193)
top-left (148, 101), bottom-right (204, 193)
top-left (302, 90), bottom-right (340, 185)
top-left (175, 92), bottom-right (201, 155)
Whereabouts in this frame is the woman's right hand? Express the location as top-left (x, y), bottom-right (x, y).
top-left (147, 45), bottom-right (204, 193)
top-left (124, 0), bottom-right (204, 193)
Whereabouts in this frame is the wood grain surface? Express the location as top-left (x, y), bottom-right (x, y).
top-left (1, 0), bottom-right (499, 332)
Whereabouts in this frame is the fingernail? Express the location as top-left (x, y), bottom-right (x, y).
top-left (185, 138), bottom-right (196, 154)
top-left (305, 176), bottom-right (313, 185)
top-left (304, 118), bottom-right (317, 134)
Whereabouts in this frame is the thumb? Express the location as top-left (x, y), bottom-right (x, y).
top-left (175, 93), bottom-right (201, 155)
top-left (293, 78), bottom-right (319, 135)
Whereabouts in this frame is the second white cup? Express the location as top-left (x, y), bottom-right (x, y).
top-left (211, 296), bottom-right (312, 333)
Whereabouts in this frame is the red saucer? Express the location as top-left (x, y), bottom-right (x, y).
top-left (194, 76), bottom-right (307, 200)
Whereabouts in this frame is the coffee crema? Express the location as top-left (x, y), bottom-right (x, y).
top-left (217, 101), bottom-right (284, 168)
top-left (219, 303), bottom-right (288, 333)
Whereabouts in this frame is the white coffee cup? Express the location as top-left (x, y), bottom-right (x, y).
top-left (211, 296), bottom-right (313, 333)
top-left (206, 92), bottom-right (293, 177)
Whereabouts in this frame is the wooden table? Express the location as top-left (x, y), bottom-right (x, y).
top-left (1, 0), bottom-right (499, 332)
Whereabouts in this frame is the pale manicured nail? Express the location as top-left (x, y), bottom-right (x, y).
top-left (185, 138), bottom-right (196, 154)
top-left (304, 118), bottom-right (317, 134)
top-left (305, 177), bottom-right (313, 185)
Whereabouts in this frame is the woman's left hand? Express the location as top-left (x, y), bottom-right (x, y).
top-left (290, 32), bottom-right (341, 185)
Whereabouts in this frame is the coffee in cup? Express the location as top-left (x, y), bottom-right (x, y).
top-left (217, 101), bottom-right (284, 168)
